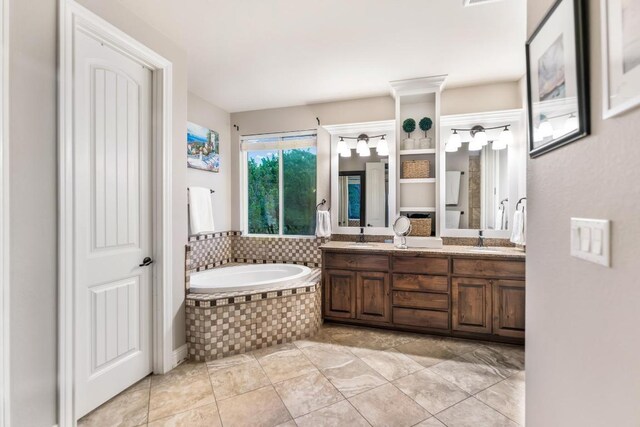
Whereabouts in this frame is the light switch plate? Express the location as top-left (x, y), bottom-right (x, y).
top-left (570, 218), bottom-right (610, 267)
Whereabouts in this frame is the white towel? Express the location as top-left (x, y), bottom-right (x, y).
top-left (188, 187), bottom-right (215, 234)
top-left (315, 210), bottom-right (332, 238)
top-left (495, 205), bottom-right (507, 231)
top-left (510, 210), bottom-right (526, 245)
top-left (445, 210), bottom-right (461, 229)
top-left (446, 171), bottom-right (462, 205)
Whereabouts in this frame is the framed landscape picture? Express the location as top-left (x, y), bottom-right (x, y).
top-left (187, 121), bottom-right (220, 172)
top-left (526, 0), bottom-right (589, 157)
top-left (602, 0), bottom-right (640, 118)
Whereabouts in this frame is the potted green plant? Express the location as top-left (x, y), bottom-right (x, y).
top-left (418, 117), bottom-right (433, 149)
top-left (402, 118), bottom-right (416, 149)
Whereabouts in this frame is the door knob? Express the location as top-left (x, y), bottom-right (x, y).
top-left (139, 257), bottom-right (154, 267)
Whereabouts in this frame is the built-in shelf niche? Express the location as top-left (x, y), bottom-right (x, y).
top-left (390, 76), bottom-right (446, 242)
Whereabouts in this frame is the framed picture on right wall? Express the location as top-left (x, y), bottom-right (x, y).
top-left (602, 0), bottom-right (640, 118)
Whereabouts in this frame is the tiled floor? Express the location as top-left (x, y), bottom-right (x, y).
top-left (79, 324), bottom-right (525, 427)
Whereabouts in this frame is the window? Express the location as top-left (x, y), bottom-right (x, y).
top-left (242, 131), bottom-right (317, 236)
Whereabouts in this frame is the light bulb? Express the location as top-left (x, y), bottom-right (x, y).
top-left (359, 145), bottom-right (370, 157)
top-left (448, 131), bottom-right (462, 149)
top-left (445, 142), bottom-right (459, 152)
top-left (336, 137), bottom-right (347, 154)
top-left (493, 127), bottom-right (512, 150)
top-left (356, 138), bottom-right (368, 155)
top-left (469, 138), bottom-right (483, 151)
top-left (376, 137), bottom-right (389, 156)
top-left (539, 120), bottom-right (553, 138)
top-left (340, 146), bottom-right (351, 157)
top-left (474, 130), bottom-right (488, 146)
top-left (564, 114), bottom-right (578, 133)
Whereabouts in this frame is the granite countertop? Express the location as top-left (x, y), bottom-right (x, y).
top-left (320, 241), bottom-right (526, 260)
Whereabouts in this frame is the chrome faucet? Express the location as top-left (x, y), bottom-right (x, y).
top-left (476, 230), bottom-right (485, 248)
top-left (358, 228), bottom-right (366, 244)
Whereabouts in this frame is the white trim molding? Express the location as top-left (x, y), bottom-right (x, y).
top-left (172, 344), bottom-right (188, 368)
top-left (58, 1), bottom-right (173, 425)
top-left (0, 0), bottom-right (9, 424)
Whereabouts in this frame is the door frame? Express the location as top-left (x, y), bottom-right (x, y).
top-left (58, 1), bottom-right (174, 425)
top-left (0, 0), bottom-right (9, 424)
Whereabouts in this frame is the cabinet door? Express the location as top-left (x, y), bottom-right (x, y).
top-left (356, 271), bottom-right (390, 323)
top-left (324, 269), bottom-right (356, 319)
top-left (493, 280), bottom-right (525, 339)
top-left (452, 277), bottom-right (492, 334)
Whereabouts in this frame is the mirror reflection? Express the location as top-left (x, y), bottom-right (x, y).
top-left (445, 139), bottom-right (509, 231)
top-left (338, 153), bottom-right (389, 228)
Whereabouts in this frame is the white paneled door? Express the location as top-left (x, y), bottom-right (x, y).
top-left (74, 30), bottom-right (153, 418)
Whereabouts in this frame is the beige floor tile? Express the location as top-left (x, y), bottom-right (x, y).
top-left (461, 345), bottom-right (524, 379)
top-left (393, 369), bottom-right (469, 414)
top-left (151, 362), bottom-right (208, 388)
top-left (78, 388), bottom-right (149, 427)
top-left (349, 383), bottom-right (430, 427)
top-left (429, 356), bottom-right (504, 395)
top-left (295, 400), bottom-right (370, 427)
top-left (435, 397), bottom-right (518, 427)
top-left (254, 343), bottom-right (318, 383)
top-left (124, 376), bottom-right (151, 394)
top-left (330, 326), bottom-right (416, 350)
top-left (321, 357), bottom-right (388, 398)
top-left (275, 421), bottom-right (297, 427)
top-left (414, 417), bottom-right (447, 427)
top-left (209, 358), bottom-right (270, 400)
top-left (273, 371), bottom-right (343, 418)
top-left (148, 375), bottom-right (215, 421)
top-left (146, 403), bottom-right (221, 427)
top-left (351, 347), bottom-right (424, 381)
top-left (479, 343), bottom-right (525, 370)
top-left (217, 385), bottom-right (292, 427)
top-left (395, 336), bottom-right (470, 368)
top-left (475, 371), bottom-right (525, 425)
top-left (300, 342), bottom-right (358, 370)
top-left (206, 353), bottom-right (255, 372)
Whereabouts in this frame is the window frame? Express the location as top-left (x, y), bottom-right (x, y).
top-left (241, 130), bottom-right (318, 238)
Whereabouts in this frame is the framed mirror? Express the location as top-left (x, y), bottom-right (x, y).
top-left (439, 110), bottom-right (526, 238)
top-left (325, 120), bottom-right (396, 235)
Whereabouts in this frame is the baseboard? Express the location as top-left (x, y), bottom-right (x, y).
top-left (172, 344), bottom-right (188, 368)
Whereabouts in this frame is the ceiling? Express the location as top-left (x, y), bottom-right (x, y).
top-left (116, 0), bottom-right (527, 113)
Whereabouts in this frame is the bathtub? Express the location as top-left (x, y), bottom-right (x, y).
top-left (189, 263), bottom-right (313, 293)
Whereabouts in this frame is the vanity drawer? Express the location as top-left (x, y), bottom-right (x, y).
top-left (452, 259), bottom-right (525, 279)
top-left (393, 291), bottom-right (449, 311)
top-left (324, 252), bottom-right (389, 271)
top-left (392, 256), bottom-right (449, 275)
top-left (393, 274), bottom-right (449, 293)
top-left (393, 307), bottom-right (449, 330)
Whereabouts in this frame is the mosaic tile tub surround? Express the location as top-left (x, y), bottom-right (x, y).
top-left (185, 233), bottom-right (325, 361)
top-left (186, 269), bottom-right (322, 361)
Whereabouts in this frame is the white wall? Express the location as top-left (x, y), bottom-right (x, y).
top-left (441, 81), bottom-right (522, 116)
top-left (9, 0), bottom-right (58, 424)
top-left (229, 96), bottom-right (395, 230)
top-left (187, 92), bottom-right (232, 232)
top-left (526, 1), bottom-right (640, 426)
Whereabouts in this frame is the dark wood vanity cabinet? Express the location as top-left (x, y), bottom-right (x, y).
top-left (323, 268), bottom-right (391, 323)
top-left (451, 277), bottom-right (492, 334)
top-left (356, 272), bottom-right (390, 323)
top-left (322, 249), bottom-right (526, 344)
top-left (324, 269), bottom-right (356, 319)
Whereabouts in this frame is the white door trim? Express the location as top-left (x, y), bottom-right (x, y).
top-left (58, 1), bottom-right (173, 425)
top-left (0, 0), bottom-right (9, 424)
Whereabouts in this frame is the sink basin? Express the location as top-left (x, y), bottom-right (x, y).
top-left (348, 243), bottom-right (376, 248)
top-left (468, 247), bottom-right (505, 254)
